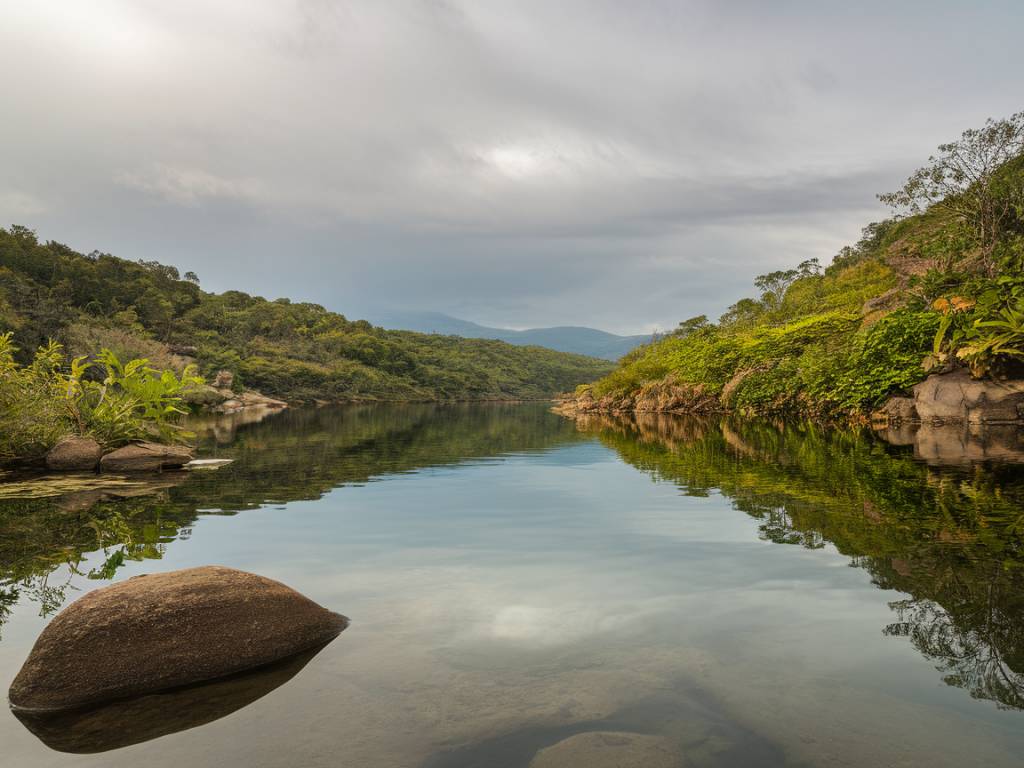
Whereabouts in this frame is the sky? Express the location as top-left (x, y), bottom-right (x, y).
top-left (1, 1), bottom-right (1021, 335)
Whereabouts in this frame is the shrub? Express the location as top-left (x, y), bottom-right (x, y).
top-left (0, 333), bottom-right (202, 462)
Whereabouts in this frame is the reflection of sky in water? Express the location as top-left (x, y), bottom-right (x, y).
top-left (4, 438), bottom-right (1024, 766)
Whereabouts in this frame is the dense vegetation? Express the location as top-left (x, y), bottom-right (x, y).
top-left (0, 229), bottom-right (612, 404)
top-left (585, 112), bottom-right (1024, 417)
top-left (0, 334), bottom-right (199, 462)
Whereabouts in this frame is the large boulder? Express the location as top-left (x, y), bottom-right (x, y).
top-left (45, 436), bottom-right (103, 471)
top-left (8, 566), bottom-right (348, 713)
top-left (912, 369), bottom-right (1024, 424)
top-left (99, 441), bottom-right (194, 472)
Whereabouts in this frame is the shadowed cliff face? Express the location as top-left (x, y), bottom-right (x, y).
top-left (569, 412), bottom-right (1024, 710)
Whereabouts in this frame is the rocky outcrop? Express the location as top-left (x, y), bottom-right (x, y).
top-left (182, 384), bottom-right (230, 408)
top-left (213, 390), bottom-right (288, 413)
top-left (45, 436), bottom-right (103, 471)
top-left (912, 369), bottom-right (1024, 424)
top-left (98, 441), bottom-right (194, 472)
top-left (555, 376), bottom-right (720, 417)
top-left (8, 566), bottom-right (348, 713)
top-left (870, 396), bottom-right (919, 428)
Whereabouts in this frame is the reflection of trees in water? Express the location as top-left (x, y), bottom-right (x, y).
top-left (886, 596), bottom-right (1024, 710)
top-left (573, 412), bottom-right (1024, 711)
top-left (0, 404), bottom-right (585, 636)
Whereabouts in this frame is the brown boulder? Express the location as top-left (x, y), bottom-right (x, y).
top-left (99, 441), bottom-right (194, 472)
top-left (8, 566), bottom-right (348, 713)
top-left (45, 436), bottom-right (103, 471)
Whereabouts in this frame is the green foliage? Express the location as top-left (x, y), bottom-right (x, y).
top-left (0, 333), bottom-right (201, 461)
top-left (931, 276), bottom-right (1024, 377)
top-left (0, 226), bottom-right (612, 403)
top-left (589, 112), bottom-right (1024, 417)
top-left (829, 310), bottom-right (941, 408)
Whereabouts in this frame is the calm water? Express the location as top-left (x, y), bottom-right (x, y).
top-left (2, 403), bottom-right (1024, 766)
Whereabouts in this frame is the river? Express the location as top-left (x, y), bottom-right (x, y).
top-left (1, 403), bottom-right (1023, 766)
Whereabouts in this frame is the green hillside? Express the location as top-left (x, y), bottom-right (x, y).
top-left (0, 229), bottom-right (612, 403)
top-left (577, 112), bottom-right (1024, 418)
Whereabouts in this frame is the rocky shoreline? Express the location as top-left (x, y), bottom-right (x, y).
top-left (555, 368), bottom-right (1024, 428)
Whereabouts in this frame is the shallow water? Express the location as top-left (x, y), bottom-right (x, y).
top-left (2, 403), bottom-right (1024, 766)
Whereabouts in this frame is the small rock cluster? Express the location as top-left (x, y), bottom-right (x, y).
top-left (183, 370), bottom-right (288, 414)
top-left (45, 437), bottom-right (194, 473)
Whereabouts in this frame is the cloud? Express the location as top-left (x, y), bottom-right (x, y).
top-left (1, 0), bottom-right (1021, 333)
top-left (115, 165), bottom-right (266, 206)
top-left (0, 191), bottom-right (47, 218)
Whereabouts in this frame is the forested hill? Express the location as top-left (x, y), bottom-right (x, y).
top-left (568, 112), bottom-right (1024, 419)
top-left (0, 228), bottom-right (613, 402)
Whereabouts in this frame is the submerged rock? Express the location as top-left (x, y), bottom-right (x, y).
top-left (8, 566), bottom-right (348, 713)
top-left (530, 731), bottom-right (679, 768)
top-left (45, 436), bottom-right (103, 471)
top-left (99, 441), bottom-right (194, 472)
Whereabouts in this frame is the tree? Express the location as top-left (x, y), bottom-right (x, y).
top-left (879, 111), bottom-right (1024, 272)
top-left (754, 269), bottom-right (799, 308)
top-left (674, 314), bottom-right (709, 337)
top-left (719, 297), bottom-right (762, 328)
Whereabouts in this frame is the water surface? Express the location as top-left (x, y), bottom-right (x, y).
top-left (2, 403), bottom-right (1024, 766)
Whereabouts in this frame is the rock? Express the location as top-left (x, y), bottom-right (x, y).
top-left (212, 390), bottom-right (287, 413)
top-left (185, 458), bottom-right (234, 470)
top-left (237, 390), bottom-right (287, 408)
top-left (182, 384), bottom-right (230, 408)
top-left (871, 396), bottom-right (919, 427)
top-left (212, 369), bottom-right (234, 389)
top-left (530, 732), bottom-right (679, 768)
top-left (45, 436), bottom-right (103, 471)
top-left (912, 369), bottom-right (1024, 425)
top-left (8, 566), bottom-right (348, 713)
top-left (99, 441), bottom-right (194, 472)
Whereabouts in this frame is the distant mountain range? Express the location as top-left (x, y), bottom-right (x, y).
top-left (367, 311), bottom-right (651, 361)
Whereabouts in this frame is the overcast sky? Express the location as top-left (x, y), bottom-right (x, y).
top-left (1, 1), bottom-right (1021, 334)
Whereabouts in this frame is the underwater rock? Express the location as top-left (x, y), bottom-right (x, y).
top-left (530, 731), bottom-right (679, 768)
top-left (8, 566), bottom-right (348, 713)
